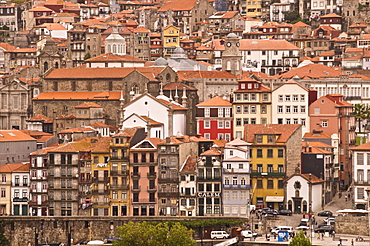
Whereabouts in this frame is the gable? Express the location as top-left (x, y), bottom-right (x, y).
top-left (132, 139), bottom-right (156, 149)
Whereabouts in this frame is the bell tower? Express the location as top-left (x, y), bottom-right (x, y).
top-left (222, 33), bottom-right (242, 76)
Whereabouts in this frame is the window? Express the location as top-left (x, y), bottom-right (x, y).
top-left (293, 118), bottom-right (299, 124)
top-left (243, 93), bottom-right (249, 101)
top-left (293, 106), bottom-right (298, 113)
top-left (218, 121), bottom-right (224, 129)
top-left (301, 106), bottom-right (306, 113)
top-left (278, 180), bottom-right (284, 189)
top-left (236, 94), bottom-right (241, 101)
top-left (358, 153), bottom-right (364, 165)
top-left (285, 95), bottom-right (290, 101)
top-left (256, 135), bottom-right (262, 143)
top-left (358, 188), bottom-right (364, 199)
top-left (251, 94), bottom-right (256, 101)
top-left (261, 105), bottom-right (267, 114)
top-left (251, 118), bottom-right (256, 124)
top-left (267, 149), bottom-right (273, 158)
top-left (257, 149), bottom-right (263, 158)
top-left (278, 95), bottom-right (283, 102)
top-left (293, 95), bottom-right (298, 101)
top-left (204, 121), bottom-right (210, 129)
top-left (205, 108), bottom-right (210, 117)
top-left (300, 95), bottom-right (305, 101)
top-left (286, 118), bottom-right (291, 124)
top-left (257, 180), bottom-right (263, 189)
top-left (225, 108), bottom-right (230, 117)
top-left (278, 106), bottom-right (283, 113)
top-left (251, 106), bottom-right (256, 114)
top-left (278, 149), bottom-right (284, 158)
top-left (314, 107), bottom-right (320, 114)
top-left (267, 164), bottom-right (273, 172)
top-left (236, 106), bottom-right (241, 114)
top-left (267, 180), bottom-right (273, 189)
top-left (236, 118), bottom-right (241, 126)
top-left (225, 121), bottom-right (230, 128)
top-left (286, 106), bottom-right (291, 113)
top-left (243, 118), bottom-right (249, 125)
top-left (322, 121), bottom-right (328, 127)
top-left (227, 163), bottom-right (231, 169)
top-left (243, 106), bottom-right (249, 114)
top-left (301, 118), bottom-right (306, 126)
top-left (218, 108), bottom-right (223, 117)
top-left (0, 188), bottom-right (5, 197)
top-left (257, 164), bottom-right (262, 172)
top-left (263, 93), bottom-right (268, 101)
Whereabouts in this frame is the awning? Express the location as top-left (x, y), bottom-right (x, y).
top-left (265, 196), bottom-right (284, 202)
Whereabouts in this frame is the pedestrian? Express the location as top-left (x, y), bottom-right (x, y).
top-left (321, 233), bottom-right (324, 240)
top-left (348, 192), bottom-right (351, 199)
top-left (345, 195), bottom-right (348, 202)
top-left (317, 233), bottom-right (321, 240)
top-left (339, 238), bottom-right (343, 245)
top-left (303, 213), bottom-right (306, 219)
top-left (351, 238), bottom-right (354, 245)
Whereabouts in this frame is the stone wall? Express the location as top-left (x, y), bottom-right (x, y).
top-left (1, 216), bottom-right (248, 246)
top-left (335, 215), bottom-right (369, 235)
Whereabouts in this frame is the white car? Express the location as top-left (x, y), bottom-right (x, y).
top-left (211, 231), bottom-right (230, 239)
top-left (323, 217), bottom-right (335, 223)
top-left (296, 226), bottom-right (310, 230)
top-left (240, 230), bottom-right (257, 238)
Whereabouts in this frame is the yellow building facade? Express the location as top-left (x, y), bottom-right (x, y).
top-left (246, 0), bottom-right (262, 17)
top-left (163, 25), bottom-right (180, 56)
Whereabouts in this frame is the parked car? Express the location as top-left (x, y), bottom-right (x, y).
top-left (323, 217), bottom-right (335, 223)
top-left (278, 209), bottom-right (292, 216)
top-left (317, 211), bottom-right (333, 217)
top-left (299, 218), bottom-right (309, 227)
top-left (240, 230), bottom-right (257, 238)
top-left (270, 226), bottom-right (293, 235)
top-left (211, 231), bottom-right (230, 239)
top-left (314, 226), bottom-right (334, 233)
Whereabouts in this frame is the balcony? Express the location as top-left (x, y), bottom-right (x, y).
top-left (147, 172), bottom-right (156, 178)
top-left (92, 189), bottom-right (109, 195)
top-left (13, 197), bottom-right (28, 202)
top-left (250, 170), bottom-right (285, 177)
top-left (197, 176), bottom-right (222, 182)
top-left (132, 185), bottom-right (141, 192)
top-left (110, 184), bottom-right (129, 189)
top-left (131, 172), bottom-right (141, 178)
top-left (222, 184), bottom-right (252, 189)
top-left (79, 190), bottom-right (92, 195)
top-left (147, 186), bottom-right (156, 191)
top-left (110, 155), bottom-right (129, 161)
top-left (79, 179), bottom-right (92, 183)
top-left (158, 177), bottom-right (179, 183)
top-left (92, 177), bottom-right (110, 183)
top-left (110, 170), bottom-right (129, 176)
top-left (158, 191), bottom-right (179, 197)
top-left (131, 198), bottom-right (156, 203)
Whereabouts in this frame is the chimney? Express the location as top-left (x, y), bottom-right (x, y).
top-left (309, 173), bottom-right (312, 181)
top-left (166, 137), bottom-right (171, 143)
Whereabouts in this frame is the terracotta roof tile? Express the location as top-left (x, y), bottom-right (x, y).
top-left (33, 91), bottom-right (121, 100)
top-left (201, 147), bottom-right (222, 156)
top-left (181, 156), bottom-right (197, 172)
top-left (302, 141), bottom-right (334, 148)
top-left (75, 102), bottom-right (102, 108)
top-left (303, 132), bottom-right (331, 138)
top-left (0, 163), bottom-right (30, 173)
top-left (302, 146), bottom-right (332, 154)
top-left (239, 39), bottom-right (299, 51)
top-left (158, 0), bottom-right (197, 11)
top-left (28, 114), bottom-right (53, 123)
top-left (0, 130), bottom-right (36, 142)
top-left (351, 141), bottom-right (370, 150)
top-left (177, 70), bottom-right (237, 81)
top-left (85, 53), bottom-right (145, 62)
top-left (163, 82), bottom-right (197, 91)
top-left (321, 13), bottom-right (342, 18)
top-left (244, 124), bottom-right (301, 143)
top-left (273, 64), bottom-right (342, 79)
top-left (196, 96), bottom-right (231, 107)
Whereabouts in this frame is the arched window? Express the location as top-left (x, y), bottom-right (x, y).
top-left (107, 44), bottom-right (111, 53)
top-left (226, 61), bottom-right (231, 71)
top-left (113, 44), bottom-right (116, 54)
top-left (55, 62), bottom-right (59, 68)
top-left (43, 62), bottom-right (48, 72)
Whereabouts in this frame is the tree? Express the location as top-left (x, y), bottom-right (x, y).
top-left (288, 231), bottom-right (311, 246)
top-left (354, 103), bottom-right (367, 132)
top-left (283, 11), bottom-right (300, 23)
top-left (114, 221), bottom-right (196, 246)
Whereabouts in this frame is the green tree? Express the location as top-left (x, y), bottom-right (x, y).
top-left (114, 221), bottom-right (196, 246)
top-left (84, 52), bottom-right (91, 60)
top-left (288, 231), bottom-right (311, 246)
top-left (283, 11), bottom-right (300, 23)
top-left (354, 103), bottom-right (367, 132)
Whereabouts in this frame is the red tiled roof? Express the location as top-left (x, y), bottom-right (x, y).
top-left (33, 91), bottom-right (121, 100)
top-left (0, 163), bottom-right (30, 173)
top-left (85, 53), bottom-right (145, 63)
top-left (201, 147), bottom-right (222, 156)
top-left (163, 82), bottom-right (197, 91)
top-left (273, 64), bottom-right (342, 79)
top-left (75, 102), bottom-right (102, 108)
top-left (28, 114), bottom-right (53, 123)
top-left (244, 124), bottom-right (301, 143)
top-left (158, 0), bottom-right (197, 12)
top-left (0, 130), bottom-right (36, 142)
top-left (196, 96), bottom-right (231, 107)
top-left (177, 70), bottom-right (237, 81)
top-left (181, 156), bottom-right (197, 172)
top-left (239, 39), bottom-right (299, 51)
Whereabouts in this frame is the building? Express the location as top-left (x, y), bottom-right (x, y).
top-left (285, 173), bottom-right (325, 214)
top-left (244, 124), bottom-right (302, 209)
top-left (309, 94), bottom-right (355, 190)
top-left (130, 138), bottom-right (164, 216)
top-left (179, 156), bottom-right (197, 216)
top-left (233, 78), bottom-right (271, 140)
top-left (196, 96), bottom-right (233, 141)
top-left (10, 163), bottom-right (30, 216)
top-left (0, 130), bottom-right (37, 165)
top-left (271, 80), bottom-right (317, 135)
top-left (162, 25), bottom-right (180, 57)
top-left (238, 39), bottom-right (300, 76)
top-left (196, 147), bottom-right (222, 216)
top-left (222, 139), bottom-right (251, 217)
top-left (351, 142), bottom-right (370, 209)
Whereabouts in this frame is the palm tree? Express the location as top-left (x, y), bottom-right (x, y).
top-left (354, 104), bottom-right (366, 133)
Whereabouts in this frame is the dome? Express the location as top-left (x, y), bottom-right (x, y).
top-left (226, 33), bottom-right (237, 38)
top-left (154, 57), bottom-right (168, 66)
top-left (173, 46), bottom-right (185, 55)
